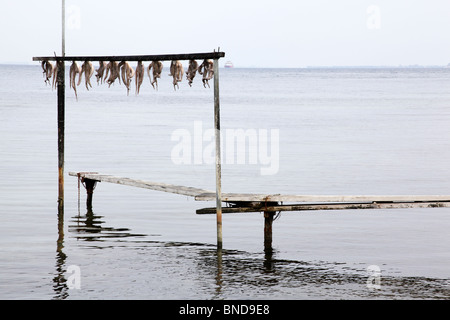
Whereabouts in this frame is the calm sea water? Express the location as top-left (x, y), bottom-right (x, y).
top-left (0, 64), bottom-right (449, 300)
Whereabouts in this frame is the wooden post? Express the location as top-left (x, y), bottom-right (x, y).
top-left (214, 58), bottom-right (222, 249)
top-left (57, 61), bottom-right (65, 213)
top-left (264, 211), bottom-right (275, 253)
top-left (62, 0), bottom-right (65, 57)
top-left (57, 0), bottom-right (65, 213)
top-left (83, 179), bottom-right (97, 210)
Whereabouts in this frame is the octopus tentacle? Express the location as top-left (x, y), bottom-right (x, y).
top-left (170, 60), bottom-right (184, 91)
top-left (69, 61), bottom-right (81, 100)
top-left (95, 61), bottom-right (107, 85)
top-left (135, 61), bottom-right (144, 95)
top-left (41, 60), bottom-right (54, 86)
top-left (52, 63), bottom-right (59, 91)
top-left (119, 61), bottom-right (126, 85)
top-left (77, 61), bottom-right (94, 90)
top-left (147, 63), bottom-right (153, 88)
top-left (148, 61), bottom-right (163, 90)
top-left (85, 61), bottom-right (94, 90)
top-left (186, 60), bottom-right (198, 87)
top-left (104, 61), bottom-right (111, 83)
top-left (106, 61), bottom-right (120, 87)
top-left (198, 59), bottom-right (214, 88)
top-left (119, 61), bottom-right (135, 95)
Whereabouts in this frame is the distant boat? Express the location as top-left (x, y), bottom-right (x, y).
top-left (224, 61), bottom-right (234, 68)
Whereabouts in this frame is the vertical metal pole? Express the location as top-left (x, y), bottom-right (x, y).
top-left (62, 0), bottom-right (65, 58)
top-left (58, 0), bottom-right (65, 213)
top-left (213, 59), bottom-right (222, 249)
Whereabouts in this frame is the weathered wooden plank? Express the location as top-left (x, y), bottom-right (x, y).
top-left (33, 52), bottom-right (225, 62)
top-left (69, 172), bottom-right (450, 208)
top-left (196, 201), bottom-right (450, 214)
top-left (194, 193), bottom-right (450, 203)
top-left (68, 172), bottom-right (213, 197)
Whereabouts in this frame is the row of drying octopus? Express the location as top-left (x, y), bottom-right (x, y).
top-left (41, 59), bottom-right (214, 100)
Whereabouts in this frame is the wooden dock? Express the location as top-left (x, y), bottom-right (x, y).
top-left (69, 172), bottom-right (213, 198)
top-left (194, 192), bottom-right (450, 205)
top-left (70, 171), bottom-right (450, 249)
top-left (70, 172), bottom-right (450, 213)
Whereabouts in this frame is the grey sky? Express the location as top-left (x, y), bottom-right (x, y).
top-left (1, 0), bottom-right (450, 67)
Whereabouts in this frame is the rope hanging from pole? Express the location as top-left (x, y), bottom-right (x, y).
top-left (77, 173), bottom-right (80, 216)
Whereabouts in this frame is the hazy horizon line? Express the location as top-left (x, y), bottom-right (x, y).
top-left (2, 61), bottom-right (449, 69)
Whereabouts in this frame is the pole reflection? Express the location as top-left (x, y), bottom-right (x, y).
top-left (53, 204), bottom-right (69, 300)
top-left (215, 248), bottom-right (223, 298)
top-left (209, 241), bottom-right (277, 299)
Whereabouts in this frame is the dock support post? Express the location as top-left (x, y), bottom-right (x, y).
top-left (264, 211), bottom-right (275, 253)
top-left (214, 58), bottom-right (222, 249)
top-left (83, 179), bottom-right (97, 210)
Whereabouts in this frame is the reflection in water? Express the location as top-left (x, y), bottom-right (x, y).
top-left (214, 249), bottom-right (223, 299)
top-left (53, 206), bottom-right (68, 300)
top-left (190, 246), bottom-right (450, 299)
top-left (69, 208), bottom-right (147, 242)
top-left (52, 206), bottom-right (147, 300)
top-left (53, 249), bottom-right (68, 300)
top-left (52, 207), bottom-right (449, 300)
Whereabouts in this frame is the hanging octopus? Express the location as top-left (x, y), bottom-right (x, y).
top-left (51, 62), bottom-right (59, 90)
top-left (118, 61), bottom-right (135, 95)
top-left (69, 61), bottom-right (81, 100)
top-left (105, 61), bottom-right (121, 87)
top-left (169, 60), bottom-right (184, 91)
top-left (95, 61), bottom-right (107, 85)
top-left (135, 61), bottom-right (144, 95)
top-left (147, 60), bottom-right (163, 90)
top-left (198, 59), bottom-right (214, 88)
top-left (41, 60), bottom-right (54, 86)
top-left (186, 60), bottom-right (198, 87)
top-left (77, 61), bottom-right (94, 90)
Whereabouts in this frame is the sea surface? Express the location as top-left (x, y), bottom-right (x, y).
top-left (0, 64), bottom-right (449, 300)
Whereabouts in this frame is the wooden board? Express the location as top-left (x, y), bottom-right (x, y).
top-left (33, 52), bottom-right (225, 62)
top-left (69, 172), bottom-right (450, 212)
top-left (68, 172), bottom-right (213, 197)
top-left (196, 201), bottom-right (450, 214)
top-left (195, 193), bottom-right (450, 203)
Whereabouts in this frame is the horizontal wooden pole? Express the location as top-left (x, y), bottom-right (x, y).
top-left (33, 51), bottom-right (225, 62)
top-left (196, 201), bottom-right (450, 214)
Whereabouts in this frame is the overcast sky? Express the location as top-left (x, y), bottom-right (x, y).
top-left (1, 0), bottom-right (450, 67)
